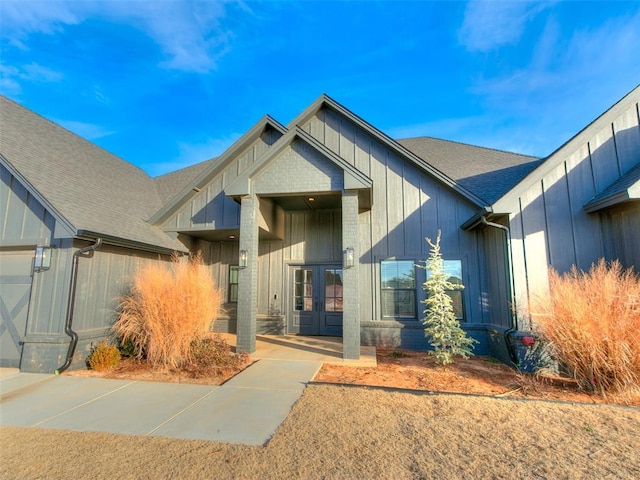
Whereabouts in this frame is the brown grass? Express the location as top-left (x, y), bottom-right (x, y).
top-left (532, 259), bottom-right (640, 397)
top-left (113, 252), bottom-right (222, 368)
top-left (2, 385), bottom-right (639, 479)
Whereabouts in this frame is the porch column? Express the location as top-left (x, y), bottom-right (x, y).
top-left (237, 193), bottom-right (259, 353)
top-left (342, 189), bottom-right (360, 359)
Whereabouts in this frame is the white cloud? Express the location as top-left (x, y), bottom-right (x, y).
top-left (0, 0), bottom-right (240, 73)
top-left (458, 1), bottom-right (552, 52)
top-left (0, 62), bottom-right (63, 96)
top-left (473, 9), bottom-right (640, 102)
top-left (56, 119), bottom-right (115, 140)
top-left (0, 1), bottom-right (79, 48)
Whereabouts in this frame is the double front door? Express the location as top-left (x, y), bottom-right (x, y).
top-left (289, 265), bottom-right (343, 336)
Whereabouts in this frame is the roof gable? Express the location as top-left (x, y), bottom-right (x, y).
top-left (225, 126), bottom-right (372, 206)
top-left (0, 95), bottom-right (183, 252)
top-left (288, 94), bottom-right (488, 208)
top-left (493, 85), bottom-right (640, 213)
top-left (149, 116), bottom-right (287, 225)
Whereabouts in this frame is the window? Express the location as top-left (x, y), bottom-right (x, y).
top-left (294, 268), bottom-right (313, 311)
top-left (324, 268), bottom-right (343, 312)
top-left (427, 260), bottom-right (464, 321)
top-left (228, 265), bottom-right (239, 303)
top-left (381, 260), bottom-right (416, 319)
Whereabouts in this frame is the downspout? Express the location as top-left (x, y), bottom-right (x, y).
top-left (55, 238), bottom-right (102, 374)
top-left (479, 216), bottom-right (519, 364)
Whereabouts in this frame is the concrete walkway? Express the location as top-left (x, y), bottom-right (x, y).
top-left (0, 336), bottom-right (375, 446)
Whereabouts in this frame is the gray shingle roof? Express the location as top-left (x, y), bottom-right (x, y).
top-left (583, 161), bottom-right (640, 212)
top-left (0, 95), bottom-right (182, 252)
top-left (154, 157), bottom-right (219, 203)
top-left (397, 136), bottom-right (541, 204)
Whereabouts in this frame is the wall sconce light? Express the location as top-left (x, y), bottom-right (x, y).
top-left (239, 249), bottom-right (248, 269)
top-left (343, 247), bottom-right (354, 269)
top-left (34, 245), bottom-right (52, 271)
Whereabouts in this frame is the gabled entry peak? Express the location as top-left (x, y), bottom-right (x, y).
top-left (225, 126), bottom-right (372, 208)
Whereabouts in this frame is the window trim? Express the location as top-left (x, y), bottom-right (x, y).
top-left (380, 259), bottom-right (418, 320)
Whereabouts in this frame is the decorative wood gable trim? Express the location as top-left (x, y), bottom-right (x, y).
top-left (149, 115), bottom-right (288, 225)
top-left (0, 153), bottom-right (76, 238)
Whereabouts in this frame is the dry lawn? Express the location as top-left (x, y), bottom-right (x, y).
top-left (2, 384), bottom-right (639, 480)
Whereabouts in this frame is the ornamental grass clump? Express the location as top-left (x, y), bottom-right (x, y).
top-left (419, 232), bottom-right (477, 365)
top-left (532, 259), bottom-right (640, 397)
top-left (114, 252), bottom-right (222, 369)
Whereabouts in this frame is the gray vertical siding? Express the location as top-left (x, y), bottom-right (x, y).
top-left (601, 204), bottom-right (640, 268)
top-left (160, 128), bottom-right (281, 232)
top-left (1, 164), bottom-right (55, 245)
top-left (302, 107), bottom-right (487, 326)
top-left (504, 98), bottom-right (640, 326)
top-left (72, 241), bottom-right (170, 333)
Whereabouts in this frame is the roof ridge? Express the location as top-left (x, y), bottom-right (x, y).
top-left (398, 134), bottom-right (540, 160)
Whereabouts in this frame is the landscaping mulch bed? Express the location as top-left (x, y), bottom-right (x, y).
top-left (314, 349), bottom-right (640, 407)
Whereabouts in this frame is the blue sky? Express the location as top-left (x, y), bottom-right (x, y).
top-left (1, 1), bottom-right (639, 177)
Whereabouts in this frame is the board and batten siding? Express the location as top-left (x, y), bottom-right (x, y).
top-left (505, 99), bottom-right (640, 328)
top-left (160, 129), bottom-right (280, 232)
top-left (301, 107), bottom-right (491, 328)
top-left (1, 164), bottom-right (56, 245)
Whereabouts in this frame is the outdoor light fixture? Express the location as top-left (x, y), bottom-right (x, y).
top-left (34, 245), bottom-right (52, 271)
top-left (343, 247), bottom-right (354, 269)
top-left (239, 249), bottom-right (248, 269)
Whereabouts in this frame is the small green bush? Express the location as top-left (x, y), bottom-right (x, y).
top-left (87, 341), bottom-right (121, 371)
top-left (118, 339), bottom-right (139, 358)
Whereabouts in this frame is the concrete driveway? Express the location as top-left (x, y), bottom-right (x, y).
top-left (0, 336), bottom-right (375, 446)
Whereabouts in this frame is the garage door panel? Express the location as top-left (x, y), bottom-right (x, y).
top-left (0, 250), bottom-right (34, 368)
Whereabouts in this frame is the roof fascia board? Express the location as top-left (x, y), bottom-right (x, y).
top-left (149, 115), bottom-right (288, 225)
top-left (76, 230), bottom-right (186, 255)
top-left (287, 94), bottom-right (487, 208)
top-left (0, 153), bottom-right (76, 237)
top-left (224, 127), bottom-right (373, 197)
top-left (493, 85), bottom-right (640, 213)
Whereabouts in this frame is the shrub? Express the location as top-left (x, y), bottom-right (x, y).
top-left (113, 252), bottom-right (223, 368)
top-left (532, 259), bottom-right (640, 396)
top-left (184, 334), bottom-right (249, 378)
top-left (418, 232), bottom-right (477, 365)
top-left (87, 341), bottom-right (121, 371)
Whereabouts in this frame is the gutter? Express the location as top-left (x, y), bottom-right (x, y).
top-left (55, 238), bottom-right (102, 374)
top-left (478, 216), bottom-right (519, 365)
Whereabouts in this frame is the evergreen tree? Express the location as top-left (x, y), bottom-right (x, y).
top-left (419, 231), bottom-right (477, 365)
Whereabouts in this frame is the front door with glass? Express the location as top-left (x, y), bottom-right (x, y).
top-left (289, 265), bottom-right (343, 335)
